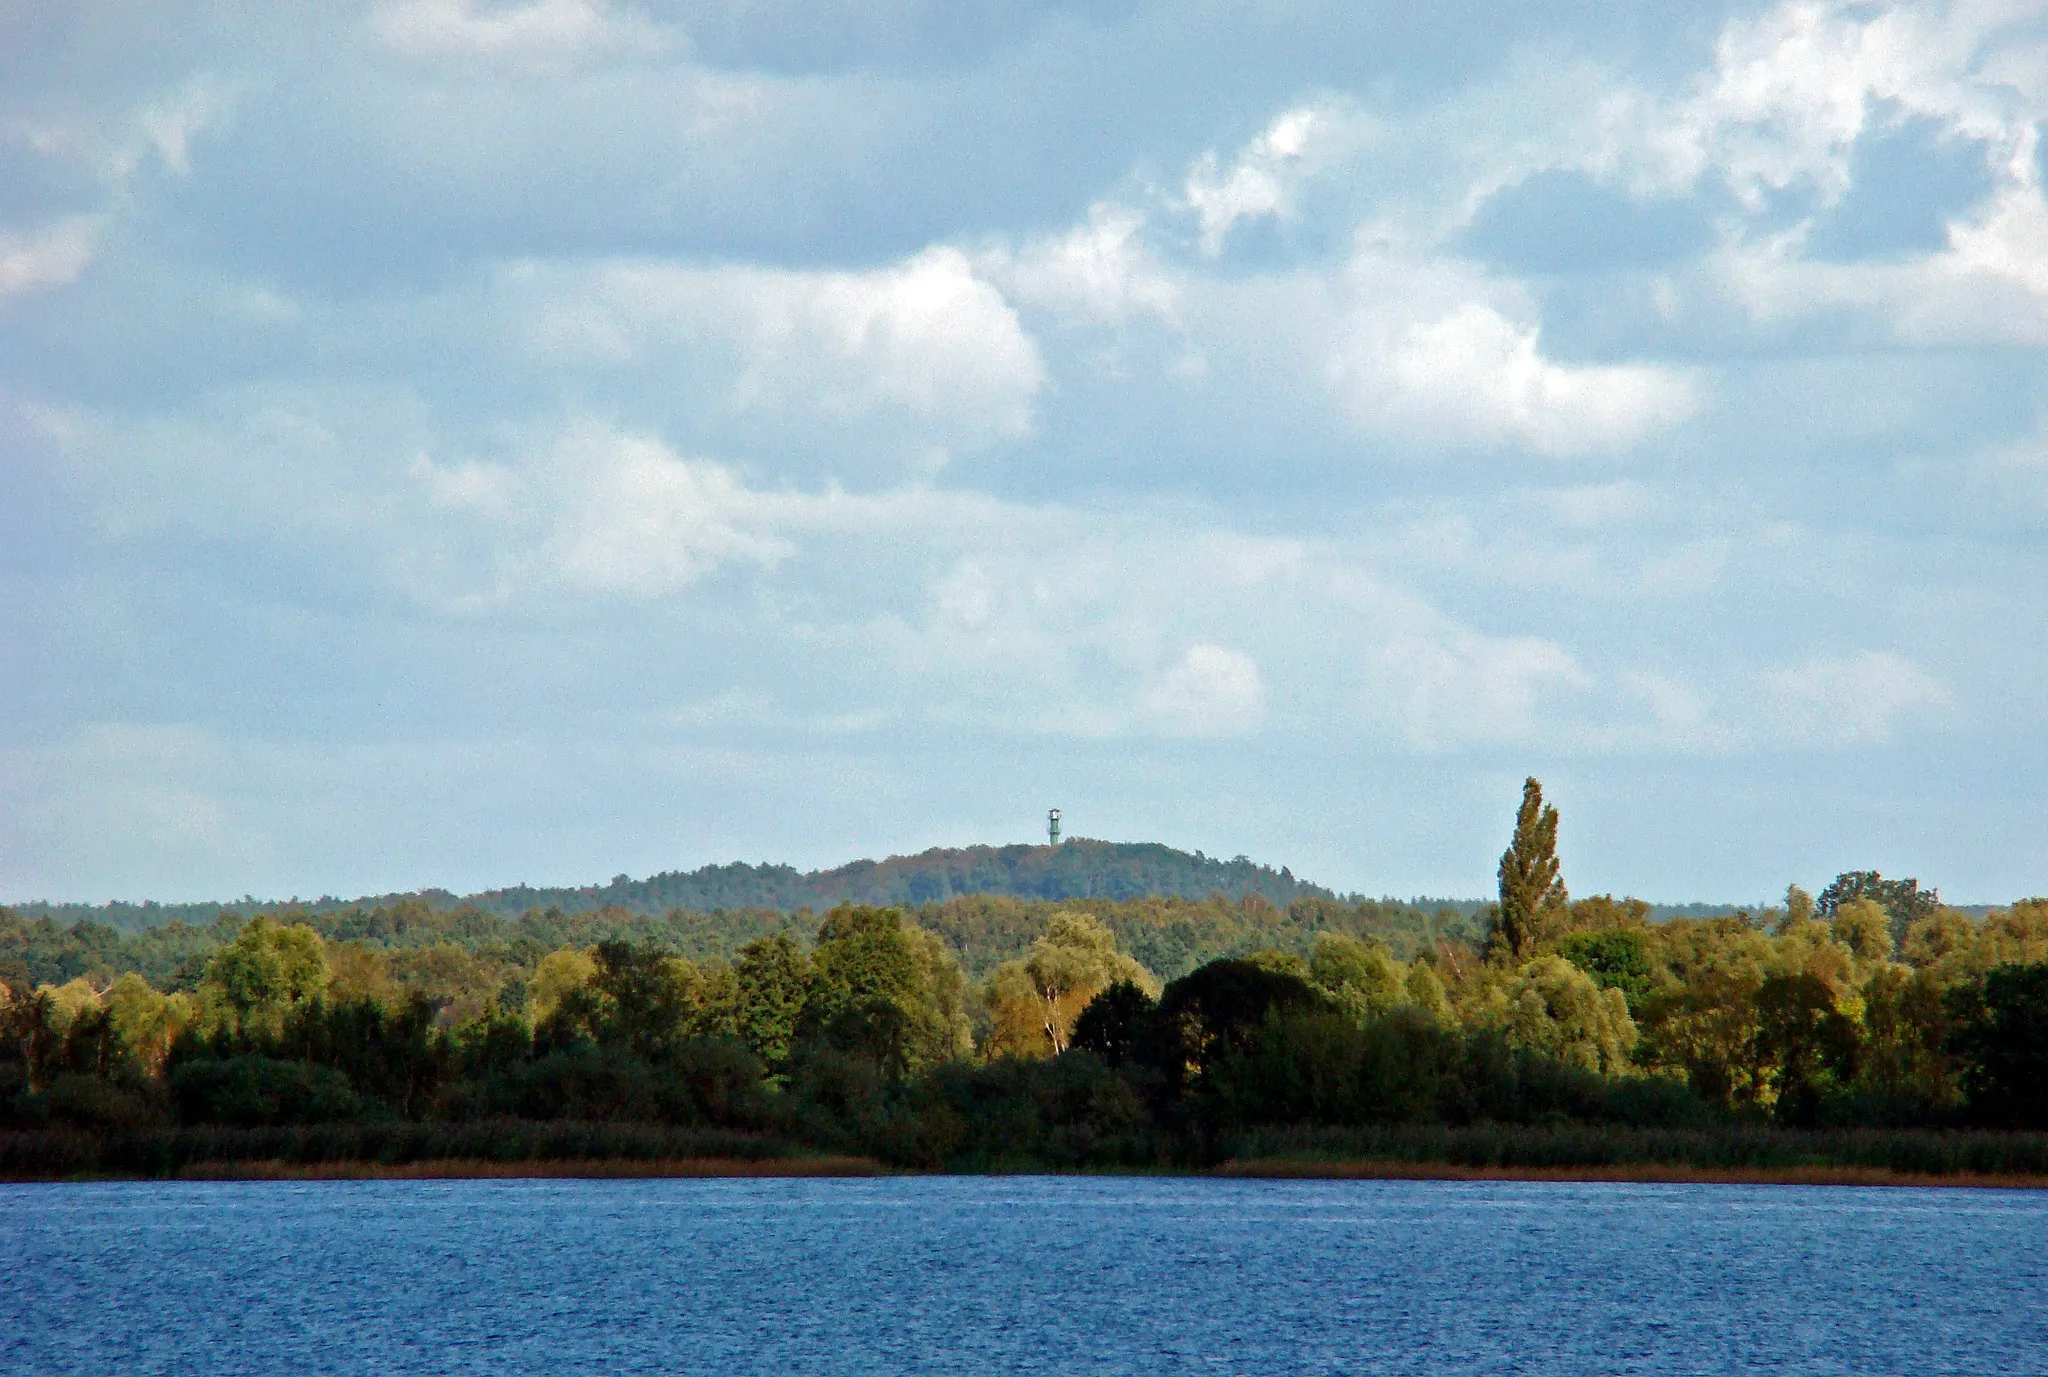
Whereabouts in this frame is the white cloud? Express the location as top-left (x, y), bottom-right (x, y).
top-left (1620, 671), bottom-right (1722, 749)
top-left (372, 0), bottom-right (670, 66)
top-left (1710, 204), bottom-right (2048, 347)
top-left (411, 452), bottom-right (520, 516)
top-left (1762, 649), bottom-right (1955, 746)
top-left (1661, 0), bottom-right (2025, 207)
top-left (1948, 173), bottom-right (2048, 299)
top-left (1139, 645), bottom-right (1266, 738)
top-left (985, 203), bottom-right (1179, 326)
top-left (1333, 295), bottom-right (1699, 456)
top-left (1593, 1), bottom-right (2048, 344)
top-left (519, 247), bottom-right (1044, 447)
top-left (0, 217), bottom-right (98, 298)
top-left (1182, 100), bottom-right (1376, 255)
top-left (534, 429), bottom-right (794, 595)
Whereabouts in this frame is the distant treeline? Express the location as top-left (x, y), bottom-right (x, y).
top-left (13, 840), bottom-right (1372, 933)
top-left (0, 892), bottom-right (1482, 997)
top-left (6, 786), bottom-right (2046, 1175)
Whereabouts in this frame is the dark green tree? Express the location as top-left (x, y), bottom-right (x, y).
top-left (1817, 871), bottom-right (1940, 950)
top-left (1070, 979), bottom-right (1157, 1068)
top-left (1147, 959), bottom-right (1328, 1098)
top-left (589, 940), bottom-right (694, 1059)
top-left (734, 934), bottom-right (812, 1072)
top-left (1754, 972), bottom-right (1858, 1125)
top-left (799, 906), bottom-right (972, 1075)
top-left (1497, 777), bottom-right (1566, 961)
top-left (1948, 962), bottom-right (2048, 1128)
top-left (1556, 929), bottom-right (1656, 1015)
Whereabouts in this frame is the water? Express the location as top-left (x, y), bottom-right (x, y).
top-left (2, 1176), bottom-right (2043, 1375)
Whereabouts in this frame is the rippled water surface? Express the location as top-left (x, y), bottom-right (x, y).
top-left (3, 1175), bottom-right (2044, 1375)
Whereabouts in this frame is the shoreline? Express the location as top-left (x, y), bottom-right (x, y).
top-left (2, 1156), bottom-right (889, 1183)
top-left (1212, 1158), bottom-right (2048, 1189)
top-left (5, 1157), bottom-right (2047, 1188)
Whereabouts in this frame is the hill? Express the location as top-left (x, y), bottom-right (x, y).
top-left (12, 840), bottom-right (1349, 932)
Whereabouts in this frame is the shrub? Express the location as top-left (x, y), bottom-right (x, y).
top-left (170, 1056), bottom-right (364, 1127)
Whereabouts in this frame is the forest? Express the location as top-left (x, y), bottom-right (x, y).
top-left (3, 780), bottom-right (2046, 1177)
top-left (12, 838), bottom-right (1342, 932)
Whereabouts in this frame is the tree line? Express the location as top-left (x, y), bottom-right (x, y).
top-left (11, 838), bottom-right (1343, 933)
top-left (3, 780), bottom-right (2045, 1168)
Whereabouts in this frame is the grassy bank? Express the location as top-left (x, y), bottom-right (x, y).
top-left (1214, 1160), bottom-right (2048, 1189)
top-left (0, 1121), bottom-right (807, 1181)
top-left (8, 1121), bottom-right (2048, 1185)
top-left (167, 1156), bottom-right (886, 1181)
top-left (1220, 1123), bottom-right (2048, 1182)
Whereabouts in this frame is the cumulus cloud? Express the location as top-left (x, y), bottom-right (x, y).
top-left (396, 426), bottom-right (1630, 753)
top-left (4, 0), bottom-right (2034, 896)
top-left (984, 203), bottom-right (1179, 326)
top-left (532, 431), bottom-right (796, 595)
top-left (1321, 261), bottom-right (1700, 456)
top-left (1361, 301), bottom-right (1698, 455)
top-left (1611, 0), bottom-right (2048, 343)
top-left (1182, 100), bottom-right (1376, 255)
top-left (518, 247), bottom-right (1044, 448)
top-left (0, 217), bottom-right (98, 297)
top-left (1652, 0), bottom-right (2023, 208)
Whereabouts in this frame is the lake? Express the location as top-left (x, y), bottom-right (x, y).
top-left (2, 1176), bottom-right (2043, 1374)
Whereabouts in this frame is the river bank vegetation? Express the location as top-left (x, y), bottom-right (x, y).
top-left (5, 781), bottom-right (2046, 1178)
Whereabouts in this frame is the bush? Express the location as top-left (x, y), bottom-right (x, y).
top-left (910, 1052), bottom-right (1154, 1169)
top-left (170, 1057), bottom-right (364, 1127)
top-left (483, 1040), bottom-right (769, 1127)
top-left (1950, 963), bottom-right (2048, 1129)
top-left (40, 1072), bottom-right (161, 1131)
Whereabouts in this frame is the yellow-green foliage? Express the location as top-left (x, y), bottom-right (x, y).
top-left (39, 976), bottom-right (102, 1030)
top-left (104, 972), bottom-right (196, 1076)
top-left (809, 907), bottom-right (974, 1069)
top-left (1403, 962), bottom-right (1453, 1023)
top-left (1829, 898), bottom-right (1894, 966)
top-left (202, 916), bottom-right (329, 1035)
top-left (529, 947), bottom-right (598, 1026)
top-left (1912, 900), bottom-right (2048, 984)
top-left (1308, 933), bottom-right (1406, 1022)
top-left (1475, 955), bottom-right (1636, 1076)
top-left (385, 944), bottom-right (517, 1026)
top-left (325, 941), bottom-right (398, 1007)
top-left (983, 911), bottom-right (1157, 1057)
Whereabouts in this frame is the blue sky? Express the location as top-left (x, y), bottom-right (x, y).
top-left (5, 0), bottom-right (2048, 904)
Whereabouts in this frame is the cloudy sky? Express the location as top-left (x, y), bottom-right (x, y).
top-left (5, 0), bottom-right (2048, 904)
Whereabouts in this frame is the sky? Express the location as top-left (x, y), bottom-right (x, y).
top-left (5, 0), bottom-right (2048, 905)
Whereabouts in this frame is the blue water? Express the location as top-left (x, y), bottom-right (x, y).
top-left (2, 1176), bottom-right (2044, 1375)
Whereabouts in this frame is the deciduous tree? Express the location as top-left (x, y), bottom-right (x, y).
top-left (202, 918), bottom-right (328, 1036)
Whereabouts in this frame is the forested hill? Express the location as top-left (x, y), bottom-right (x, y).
top-left (16, 840), bottom-right (1340, 931)
top-left (475, 840), bottom-right (1337, 917)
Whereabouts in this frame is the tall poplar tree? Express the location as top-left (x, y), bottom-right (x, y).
top-left (1497, 776), bottom-right (1566, 960)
